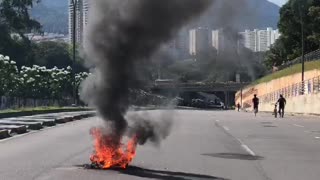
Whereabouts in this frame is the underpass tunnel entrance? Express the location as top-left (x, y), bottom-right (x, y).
top-left (178, 91), bottom-right (236, 109)
top-left (151, 87), bottom-right (237, 109)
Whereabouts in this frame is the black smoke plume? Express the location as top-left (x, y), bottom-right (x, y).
top-left (81, 0), bottom-right (211, 143)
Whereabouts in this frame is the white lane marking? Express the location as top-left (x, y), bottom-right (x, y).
top-left (293, 124), bottom-right (304, 128)
top-left (215, 120), bottom-right (220, 122)
top-left (236, 138), bottom-right (256, 156)
top-left (241, 145), bottom-right (256, 156)
top-left (315, 137), bottom-right (320, 139)
top-left (223, 126), bottom-right (230, 131)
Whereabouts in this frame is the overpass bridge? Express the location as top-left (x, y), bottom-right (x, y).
top-left (151, 82), bottom-right (250, 92)
top-left (150, 82), bottom-right (250, 107)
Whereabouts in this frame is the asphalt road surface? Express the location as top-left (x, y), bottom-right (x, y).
top-left (0, 110), bottom-right (320, 180)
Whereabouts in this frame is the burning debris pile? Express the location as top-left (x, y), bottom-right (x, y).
top-left (90, 128), bottom-right (138, 169)
top-left (81, 0), bottom-right (212, 169)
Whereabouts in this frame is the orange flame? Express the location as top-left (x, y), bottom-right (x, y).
top-left (90, 127), bottom-right (138, 169)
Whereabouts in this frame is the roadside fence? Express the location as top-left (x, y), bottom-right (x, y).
top-left (260, 75), bottom-right (320, 104)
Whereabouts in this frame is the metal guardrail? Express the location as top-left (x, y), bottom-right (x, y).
top-left (260, 75), bottom-right (320, 104)
top-left (275, 49), bottom-right (320, 72)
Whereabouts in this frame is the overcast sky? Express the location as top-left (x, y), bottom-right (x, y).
top-left (268, 0), bottom-right (287, 6)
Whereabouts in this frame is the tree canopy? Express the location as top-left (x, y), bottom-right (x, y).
top-left (265, 0), bottom-right (320, 68)
top-left (0, 0), bottom-right (41, 67)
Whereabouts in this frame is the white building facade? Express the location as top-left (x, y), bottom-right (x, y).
top-left (212, 29), bottom-right (226, 54)
top-left (239, 27), bottom-right (280, 52)
top-left (189, 27), bottom-right (211, 56)
top-left (68, 0), bottom-right (90, 45)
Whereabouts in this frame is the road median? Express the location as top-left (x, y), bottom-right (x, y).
top-left (0, 111), bottom-right (96, 140)
top-left (0, 107), bottom-right (93, 119)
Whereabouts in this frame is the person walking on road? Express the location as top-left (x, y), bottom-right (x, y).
top-left (277, 94), bottom-right (286, 118)
top-left (252, 94), bottom-right (259, 116)
top-left (237, 103), bottom-right (241, 112)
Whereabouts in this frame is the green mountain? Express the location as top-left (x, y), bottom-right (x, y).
top-left (31, 0), bottom-right (280, 34)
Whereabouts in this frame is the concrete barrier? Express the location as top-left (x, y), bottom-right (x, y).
top-left (8, 118), bottom-right (56, 127)
top-left (0, 130), bottom-right (10, 139)
top-left (0, 112), bottom-right (96, 140)
top-left (0, 125), bottom-right (27, 134)
top-left (0, 108), bottom-right (93, 119)
top-left (0, 120), bottom-right (43, 130)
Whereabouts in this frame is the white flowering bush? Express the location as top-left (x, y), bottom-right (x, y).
top-left (75, 72), bottom-right (90, 89)
top-left (0, 54), bottom-right (89, 101)
top-left (0, 55), bottom-right (19, 97)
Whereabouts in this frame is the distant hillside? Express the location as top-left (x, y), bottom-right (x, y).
top-left (31, 0), bottom-right (280, 34)
top-left (193, 0), bottom-right (280, 30)
top-left (31, 0), bottom-right (68, 34)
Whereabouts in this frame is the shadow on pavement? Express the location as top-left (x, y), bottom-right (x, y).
top-left (202, 153), bottom-right (264, 160)
top-left (117, 166), bottom-right (229, 180)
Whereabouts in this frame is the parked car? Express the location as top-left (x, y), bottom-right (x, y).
top-left (172, 97), bottom-right (184, 106)
top-left (191, 99), bottom-right (206, 108)
top-left (208, 100), bottom-right (225, 110)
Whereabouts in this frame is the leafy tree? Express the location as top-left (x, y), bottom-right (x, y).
top-left (308, 5), bottom-right (320, 47)
top-left (0, 0), bottom-right (42, 67)
top-left (264, 37), bottom-right (290, 68)
top-left (264, 0), bottom-right (320, 67)
top-left (33, 41), bottom-right (72, 68)
top-left (270, 0), bottom-right (320, 67)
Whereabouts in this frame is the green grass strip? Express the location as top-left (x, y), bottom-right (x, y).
top-left (252, 61), bottom-right (320, 85)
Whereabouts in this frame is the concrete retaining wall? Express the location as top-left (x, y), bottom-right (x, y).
top-left (259, 93), bottom-right (320, 114)
top-left (236, 69), bottom-right (320, 114)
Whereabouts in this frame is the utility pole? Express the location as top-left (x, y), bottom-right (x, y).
top-left (71, 0), bottom-right (78, 105)
top-left (300, 4), bottom-right (305, 95)
top-left (240, 88), bottom-right (243, 108)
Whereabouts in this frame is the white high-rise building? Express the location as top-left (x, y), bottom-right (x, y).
top-left (189, 29), bottom-right (196, 56)
top-left (189, 27), bottom-right (211, 56)
top-left (83, 0), bottom-right (90, 34)
top-left (212, 29), bottom-right (226, 54)
top-left (68, 0), bottom-right (90, 45)
top-left (257, 29), bottom-right (270, 52)
top-left (239, 29), bottom-right (259, 52)
top-left (239, 27), bottom-right (280, 52)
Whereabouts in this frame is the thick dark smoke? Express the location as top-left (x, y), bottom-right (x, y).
top-left (187, 0), bottom-right (267, 82)
top-left (126, 112), bottom-right (173, 146)
top-left (81, 0), bottom-right (211, 143)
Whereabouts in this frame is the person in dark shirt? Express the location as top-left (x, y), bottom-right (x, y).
top-left (237, 103), bottom-right (241, 112)
top-left (277, 95), bottom-right (287, 118)
top-left (252, 94), bottom-right (259, 116)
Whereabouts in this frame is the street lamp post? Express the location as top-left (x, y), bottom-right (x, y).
top-left (300, 5), bottom-right (305, 83)
top-left (296, 2), bottom-right (306, 95)
top-left (71, 0), bottom-right (78, 105)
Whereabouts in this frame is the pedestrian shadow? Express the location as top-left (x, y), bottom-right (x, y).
top-left (202, 153), bottom-right (263, 160)
top-left (116, 165), bottom-right (229, 180)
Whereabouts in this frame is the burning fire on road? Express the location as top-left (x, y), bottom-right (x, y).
top-left (90, 127), bottom-right (138, 169)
